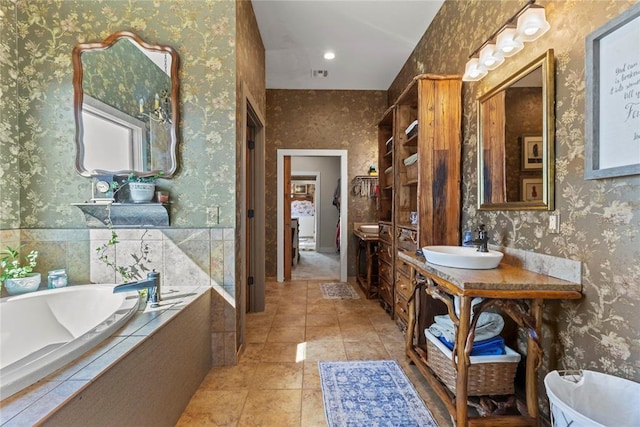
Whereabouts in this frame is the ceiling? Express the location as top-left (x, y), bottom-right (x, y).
top-left (251, 0), bottom-right (445, 90)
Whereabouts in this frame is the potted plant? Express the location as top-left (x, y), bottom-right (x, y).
top-left (1, 246), bottom-right (41, 295)
top-left (113, 172), bottom-right (163, 203)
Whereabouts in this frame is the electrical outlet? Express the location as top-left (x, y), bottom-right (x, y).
top-left (548, 212), bottom-right (560, 234)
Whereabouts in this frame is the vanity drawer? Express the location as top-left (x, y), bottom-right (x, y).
top-left (379, 278), bottom-right (394, 311)
top-left (379, 261), bottom-right (393, 285)
top-left (396, 227), bottom-right (418, 252)
top-left (378, 241), bottom-right (393, 265)
top-left (395, 292), bottom-right (410, 322)
top-left (396, 258), bottom-right (412, 277)
top-left (395, 272), bottom-right (414, 301)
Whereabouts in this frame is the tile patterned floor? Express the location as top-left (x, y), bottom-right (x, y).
top-left (176, 278), bottom-right (452, 426)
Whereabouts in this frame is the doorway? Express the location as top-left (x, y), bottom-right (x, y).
top-left (277, 149), bottom-right (348, 282)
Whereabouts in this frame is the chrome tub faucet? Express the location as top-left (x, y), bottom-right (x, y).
top-left (113, 271), bottom-right (160, 306)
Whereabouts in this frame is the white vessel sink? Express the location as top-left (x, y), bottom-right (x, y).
top-left (422, 245), bottom-right (503, 270)
top-left (359, 224), bottom-right (379, 234)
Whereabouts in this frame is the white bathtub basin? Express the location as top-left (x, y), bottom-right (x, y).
top-left (422, 245), bottom-right (503, 269)
top-left (359, 224), bottom-right (379, 234)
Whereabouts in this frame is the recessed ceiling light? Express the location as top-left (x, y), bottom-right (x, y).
top-left (323, 51), bottom-right (335, 60)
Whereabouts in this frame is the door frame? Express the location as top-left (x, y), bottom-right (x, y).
top-left (277, 149), bottom-right (348, 282)
top-left (240, 83), bottom-right (265, 313)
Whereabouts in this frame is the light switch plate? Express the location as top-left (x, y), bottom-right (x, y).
top-left (549, 212), bottom-right (560, 234)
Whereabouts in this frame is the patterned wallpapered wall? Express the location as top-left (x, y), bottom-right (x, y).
top-left (390, 0), bottom-right (640, 384)
top-left (265, 90), bottom-right (387, 277)
top-left (0, 0), bottom-right (238, 229)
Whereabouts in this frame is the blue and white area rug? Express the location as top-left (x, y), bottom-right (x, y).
top-left (319, 360), bottom-right (438, 426)
top-left (320, 282), bottom-right (360, 299)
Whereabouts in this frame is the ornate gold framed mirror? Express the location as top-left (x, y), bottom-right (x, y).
top-left (477, 49), bottom-right (555, 210)
top-left (72, 31), bottom-right (180, 177)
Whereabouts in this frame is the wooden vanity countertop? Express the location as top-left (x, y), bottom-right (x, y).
top-left (398, 250), bottom-right (582, 299)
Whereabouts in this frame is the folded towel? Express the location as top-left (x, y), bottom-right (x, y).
top-left (403, 153), bottom-right (418, 166)
top-left (428, 312), bottom-right (504, 342)
top-left (384, 166), bottom-right (393, 174)
top-left (386, 136), bottom-right (393, 146)
top-left (405, 119), bottom-right (418, 135)
top-left (437, 335), bottom-right (506, 356)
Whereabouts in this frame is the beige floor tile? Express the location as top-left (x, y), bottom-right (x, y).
top-left (267, 325), bottom-right (306, 343)
top-left (254, 362), bottom-right (303, 389)
top-left (237, 389), bottom-right (301, 427)
top-left (305, 325), bottom-right (342, 342)
top-left (343, 341), bottom-right (391, 360)
top-left (198, 363), bottom-right (258, 390)
top-left (306, 301), bottom-right (336, 315)
top-left (302, 361), bottom-right (321, 389)
top-left (176, 389), bottom-right (248, 426)
top-left (301, 389), bottom-right (327, 427)
top-left (306, 313), bottom-right (339, 327)
top-left (339, 324), bottom-right (383, 342)
top-left (240, 342), bottom-right (265, 363)
top-left (245, 324), bottom-right (271, 343)
top-left (261, 341), bottom-right (305, 363)
top-left (271, 313), bottom-right (306, 328)
top-left (302, 340), bottom-right (347, 362)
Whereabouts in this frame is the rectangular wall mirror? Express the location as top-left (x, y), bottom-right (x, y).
top-left (477, 49), bottom-right (555, 210)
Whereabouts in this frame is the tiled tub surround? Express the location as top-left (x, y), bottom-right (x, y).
top-left (0, 227), bottom-right (238, 366)
top-left (0, 287), bottom-right (211, 426)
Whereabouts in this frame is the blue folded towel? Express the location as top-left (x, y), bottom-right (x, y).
top-left (438, 335), bottom-right (506, 356)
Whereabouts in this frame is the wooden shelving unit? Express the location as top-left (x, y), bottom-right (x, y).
top-left (376, 74), bottom-right (462, 328)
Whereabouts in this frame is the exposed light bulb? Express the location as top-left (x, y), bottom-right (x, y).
top-left (323, 51), bottom-right (335, 60)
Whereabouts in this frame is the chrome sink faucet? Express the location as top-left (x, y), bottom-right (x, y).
top-left (469, 224), bottom-right (489, 252)
top-left (113, 271), bottom-right (160, 306)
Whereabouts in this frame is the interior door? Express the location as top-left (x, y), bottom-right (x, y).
top-left (283, 156), bottom-right (292, 280)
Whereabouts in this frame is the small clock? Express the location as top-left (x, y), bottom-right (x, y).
top-left (95, 180), bottom-right (110, 193)
top-left (91, 176), bottom-right (114, 202)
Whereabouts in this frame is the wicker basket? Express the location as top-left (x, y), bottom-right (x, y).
top-left (425, 330), bottom-right (520, 396)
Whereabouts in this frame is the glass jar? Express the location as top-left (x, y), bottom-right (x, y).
top-left (48, 269), bottom-right (68, 288)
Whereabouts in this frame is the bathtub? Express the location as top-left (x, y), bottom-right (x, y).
top-left (0, 285), bottom-right (139, 399)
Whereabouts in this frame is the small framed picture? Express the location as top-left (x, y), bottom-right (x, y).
top-left (521, 178), bottom-right (543, 202)
top-left (293, 184), bottom-right (307, 195)
top-left (522, 136), bottom-right (543, 170)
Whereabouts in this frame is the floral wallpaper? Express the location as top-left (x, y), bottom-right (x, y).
top-left (1, 0), bottom-right (266, 365)
top-left (0, 0), bottom-right (238, 229)
top-left (265, 90), bottom-right (387, 277)
top-left (389, 0), bottom-right (640, 408)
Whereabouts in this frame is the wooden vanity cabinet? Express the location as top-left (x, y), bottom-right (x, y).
top-left (399, 250), bottom-right (582, 426)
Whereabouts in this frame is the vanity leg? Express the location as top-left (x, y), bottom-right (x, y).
top-left (526, 299), bottom-right (543, 420)
top-left (455, 296), bottom-right (472, 426)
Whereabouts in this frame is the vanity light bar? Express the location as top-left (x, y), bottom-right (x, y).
top-left (462, 0), bottom-right (550, 82)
